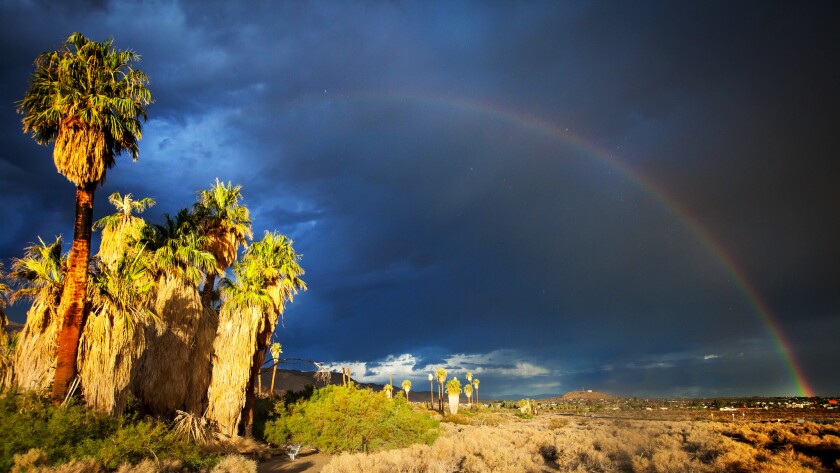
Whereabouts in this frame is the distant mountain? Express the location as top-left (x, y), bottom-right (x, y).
top-left (540, 391), bottom-right (619, 403)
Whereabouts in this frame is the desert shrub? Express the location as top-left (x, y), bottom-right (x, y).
top-left (0, 393), bottom-right (219, 471)
top-left (209, 455), bottom-right (257, 473)
top-left (539, 444), bottom-right (557, 462)
top-left (264, 384), bottom-right (439, 454)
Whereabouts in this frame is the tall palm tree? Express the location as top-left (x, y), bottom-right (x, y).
top-left (18, 33), bottom-right (152, 402)
top-left (435, 368), bottom-right (447, 412)
top-left (464, 383), bottom-right (473, 405)
top-left (473, 378), bottom-right (480, 404)
top-left (8, 237), bottom-right (65, 392)
top-left (269, 342), bottom-right (282, 397)
top-left (135, 209), bottom-right (217, 414)
top-left (194, 179), bottom-right (252, 310)
top-left (206, 231), bottom-right (305, 437)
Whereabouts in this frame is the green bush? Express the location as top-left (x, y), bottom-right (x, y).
top-left (0, 392), bottom-right (218, 471)
top-left (264, 384), bottom-right (439, 454)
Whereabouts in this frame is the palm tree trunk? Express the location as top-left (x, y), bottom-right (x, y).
top-left (270, 364), bottom-right (278, 397)
top-left (242, 326), bottom-right (272, 436)
top-left (201, 273), bottom-right (216, 309)
top-left (51, 184), bottom-right (95, 403)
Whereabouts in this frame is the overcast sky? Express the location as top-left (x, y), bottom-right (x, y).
top-left (1, 0), bottom-right (838, 398)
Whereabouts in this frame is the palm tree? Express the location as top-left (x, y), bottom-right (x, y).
top-left (78, 194), bottom-right (156, 414)
top-left (0, 263), bottom-right (12, 389)
top-left (269, 342), bottom-right (282, 397)
top-left (428, 373), bottom-right (434, 407)
top-left (402, 379), bottom-right (412, 403)
top-left (473, 378), bottom-right (480, 404)
top-left (134, 209), bottom-right (217, 414)
top-left (79, 245), bottom-right (156, 414)
top-left (8, 237), bottom-right (65, 392)
top-left (0, 262), bottom-right (9, 347)
top-left (464, 383), bottom-right (473, 405)
top-left (94, 192), bottom-right (154, 268)
top-left (194, 179), bottom-right (252, 310)
top-left (435, 367), bottom-right (447, 412)
top-left (17, 33), bottom-right (152, 402)
top-left (383, 383), bottom-right (393, 399)
top-left (206, 231), bottom-right (305, 437)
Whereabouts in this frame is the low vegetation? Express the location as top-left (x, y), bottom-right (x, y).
top-left (323, 410), bottom-right (840, 472)
top-left (0, 393), bottom-right (225, 471)
top-left (264, 383), bottom-right (439, 454)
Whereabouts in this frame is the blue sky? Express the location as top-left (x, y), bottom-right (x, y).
top-left (1, 0), bottom-right (838, 398)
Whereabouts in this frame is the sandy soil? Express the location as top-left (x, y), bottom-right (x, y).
top-left (257, 450), bottom-right (332, 473)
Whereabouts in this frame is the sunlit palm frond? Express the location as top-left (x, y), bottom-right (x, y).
top-left (17, 33), bottom-right (152, 187)
top-left (9, 236), bottom-right (65, 307)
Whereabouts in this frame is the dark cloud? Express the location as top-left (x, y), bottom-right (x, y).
top-left (1, 0), bottom-right (838, 397)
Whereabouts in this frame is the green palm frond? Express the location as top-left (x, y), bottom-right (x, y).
top-left (143, 209), bottom-right (218, 285)
top-left (88, 245), bottom-right (157, 330)
top-left (194, 178), bottom-right (253, 270)
top-left (17, 32), bottom-right (152, 187)
top-left (9, 236), bottom-right (65, 306)
top-left (94, 192), bottom-right (155, 230)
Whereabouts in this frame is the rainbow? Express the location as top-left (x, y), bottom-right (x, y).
top-left (301, 90), bottom-right (815, 397)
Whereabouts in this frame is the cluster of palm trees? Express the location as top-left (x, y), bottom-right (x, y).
top-left (0, 32), bottom-right (305, 438)
top-left (429, 368), bottom-right (480, 412)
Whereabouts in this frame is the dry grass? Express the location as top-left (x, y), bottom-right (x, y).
top-left (323, 411), bottom-right (840, 473)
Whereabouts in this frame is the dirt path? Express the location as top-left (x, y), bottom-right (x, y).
top-left (257, 451), bottom-right (333, 473)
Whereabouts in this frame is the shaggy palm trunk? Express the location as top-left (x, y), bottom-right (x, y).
top-left (206, 304), bottom-right (265, 438)
top-left (12, 303), bottom-right (61, 392)
top-left (51, 184), bottom-right (94, 403)
top-left (78, 310), bottom-right (146, 415)
top-left (135, 275), bottom-right (206, 414)
top-left (242, 325), bottom-right (272, 436)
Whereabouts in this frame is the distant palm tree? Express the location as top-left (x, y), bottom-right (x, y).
top-left (8, 237), bottom-right (65, 392)
top-left (428, 373), bottom-right (434, 407)
top-left (384, 383), bottom-right (393, 399)
top-left (435, 368), bottom-right (447, 412)
top-left (17, 33), bottom-right (152, 402)
top-left (269, 342), bottom-right (282, 396)
top-left (402, 379), bottom-right (412, 402)
top-left (473, 378), bottom-right (480, 403)
top-left (464, 383), bottom-right (473, 405)
top-left (194, 179), bottom-right (252, 310)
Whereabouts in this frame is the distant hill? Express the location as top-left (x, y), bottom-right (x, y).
top-left (540, 391), bottom-right (619, 403)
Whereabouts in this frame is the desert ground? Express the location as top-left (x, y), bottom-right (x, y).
top-left (256, 398), bottom-right (840, 473)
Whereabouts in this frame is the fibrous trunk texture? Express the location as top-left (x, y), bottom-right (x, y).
top-left (51, 184), bottom-right (94, 403)
top-left (12, 302), bottom-right (62, 393)
top-left (134, 275), bottom-right (207, 414)
top-left (78, 309), bottom-right (147, 415)
top-left (206, 304), bottom-right (263, 438)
